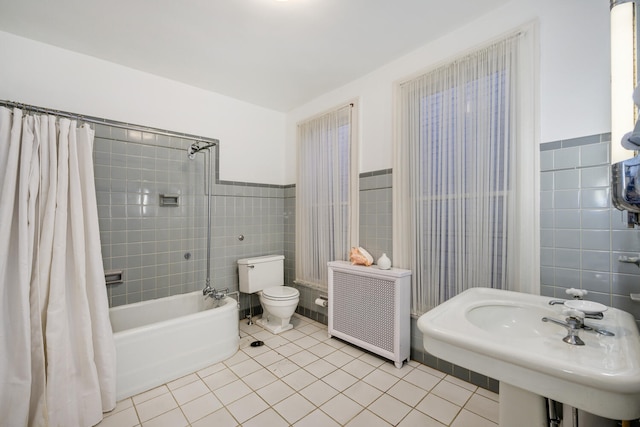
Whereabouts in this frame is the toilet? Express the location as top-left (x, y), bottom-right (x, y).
top-left (238, 255), bottom-right (299, 334)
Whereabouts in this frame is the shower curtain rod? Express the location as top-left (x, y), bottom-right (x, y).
top-left (0, 99), bottom-right (218, 146)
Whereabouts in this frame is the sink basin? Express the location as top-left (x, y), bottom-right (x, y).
top-left (417, 287), bottom-right (640, 421)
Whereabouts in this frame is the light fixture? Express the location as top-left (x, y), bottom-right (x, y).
top-left (611, 0), bottom-right (638, 164)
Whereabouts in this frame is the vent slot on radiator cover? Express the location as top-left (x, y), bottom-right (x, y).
top-left (328, 261), bottom-right (411, 368)
top-left (332, 271), bottom-right (396, 353)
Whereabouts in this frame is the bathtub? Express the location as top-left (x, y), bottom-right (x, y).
top-left (110, 291), bottom-right (239, 401)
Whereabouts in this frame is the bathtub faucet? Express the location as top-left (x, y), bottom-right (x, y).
top-left (204, 286), bottom-right (229, 300)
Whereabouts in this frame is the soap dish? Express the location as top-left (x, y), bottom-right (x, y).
top-left (564, 300), bottom-right (607, 315)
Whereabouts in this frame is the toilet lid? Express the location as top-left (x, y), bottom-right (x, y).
top-left (262, 286), bottom-right (299, 300)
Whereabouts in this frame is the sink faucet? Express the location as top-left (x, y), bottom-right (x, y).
top-left (542, 311), bottom-right (585, 346)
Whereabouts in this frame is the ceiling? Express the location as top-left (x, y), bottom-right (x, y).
top-left (0, 0), bottom-right (511, 112)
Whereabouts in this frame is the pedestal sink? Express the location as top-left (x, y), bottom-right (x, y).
top-left (417, 288), bottom-right (640, 425)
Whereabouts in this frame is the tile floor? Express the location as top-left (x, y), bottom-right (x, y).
top-left (98, 314), bottom-right (499, 427)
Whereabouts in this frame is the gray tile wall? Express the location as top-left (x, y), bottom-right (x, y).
top-left (540, 133), bottom-right (640, 326)
top-left (94, 122), bottom-right (284, 309)
top-left (359, 169), bottom-right (393, 263)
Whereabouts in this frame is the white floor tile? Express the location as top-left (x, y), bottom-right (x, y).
top-left (362, 369), bottom-right (399, 392)
top-left (415, 363), bottom-right (447, 379)
top-left (299, 380), bottom-right (339, 406)
top-left (307, 342), bottom-right (336, 358)
top-left (403, 367), bottom-right (442, 391)
top-left (324, 349), bottom-right (354, 367)
top-left (415, 394), bottom-right (462, 425)
top-left (295, 335), bottom-right (322, 349)
top-left (110, 318), bottom-right (504, 427)
top-left (320, 393), bottom-right (364, 425)
top-left (252, 329), bottom-right (278, 341)
top-left (225, 393), bottom-right (269, 424)
top-left (475, 386), bottom-right (500, 402)
top-left (254, 349), bottom-right (285, 367)
top-left (256, 380), bottom-right (296, 406)
top-left (386, 379), bottom-right (428, 407)
top-left (264, 335), bottom-right (290, 348)
top-left (135, 392), bottom-right (177, 423)
top-left (298, 323), bottom-right (322, 335)
top-left (368, 393), bottom-right (412, 425)
top-left (267, 358), bottom-right (301, 377)
top-left (190, 407), bottom-right (238, 427)
top-left (431, 378), bottom-right (474, 406)
top-left (223, 350), bottom-right (250, 367)
top-left (243, 408), bottom-right (289, 427)
top-left (97, 406), bottom-right (139, 427)
top-left (311, 329), bottom-right (333, 342)
top-left (280, 328), bottom-right (306, 341)
top-left (342, 358), bottom-right (376, 379)
top-left (167, 373), bottom-right (199, 391)
top-left (171, 379), bottom-right (209, 405)
top-left (343, 381), bottom-right (384, 407)
top-left (463, 393), bottom-right (499, 423)
top-left (180, 392), bottom-right (223, 424)
top-left (282, 368), bottom-right (317, 390)
top-left (304, 358), bottom-right (337, 378)
top-left (202, 368), bottom-right (238, 391)
top-left (288, 350), bottom-right (320, 367)
top-left (340, 344), bottom-right (365, 358)
top-left (450, 408), bottom-right (498, 427)
top-left (444, 375), bottom-right (478, 392)
top-left (229, 358), bottom-right (262, 376)
top-left (322, 369), bottom-right (359, 392)
top-left (197, 362), bottom-right (226, 378)
top-left (273, 393), bottom-right (316, 424)
top-left (242, 367), bottom-right (278, 390)
top-left (344, 409), bottom-right (391, 427)
top-left (213, 379), bottom-right (252, 406)
top-left (379, 360), bottom-right (414, 378)
top-left (141, 407), bottom-right (188, 427)
top-left (294, 408), bottom-right (341, 427)
top-left (104, 398), bottom-right (133, 417)
top-left (358, 352), bottom-right (386, 368)
top-left (396, 409), bottom-right (446, 427)
top-left (132, 385), bottom-right (169, 406)
top-left (274, 341), bottom-right (303, 357)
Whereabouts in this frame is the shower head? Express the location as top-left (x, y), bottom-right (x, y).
top-left (187, 141), bottom-right (216, 160)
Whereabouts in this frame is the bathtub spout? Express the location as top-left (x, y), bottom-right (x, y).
top-left (204, 287), bottom-right (229, 301)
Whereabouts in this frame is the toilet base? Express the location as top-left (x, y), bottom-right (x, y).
top-left (256, 317), bottom-right (293, 334)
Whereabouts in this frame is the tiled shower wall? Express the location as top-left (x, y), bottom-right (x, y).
top-left (540, 133), bottom-right (640, 326)
top-left (94, 122), bottom-right (284, 309)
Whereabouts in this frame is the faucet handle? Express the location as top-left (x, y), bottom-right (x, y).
top-left (563, 308), bottom-right (585, 321)
top-left (565, 288), bottom-right (588, 299)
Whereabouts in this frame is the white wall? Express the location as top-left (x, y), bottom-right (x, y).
top-left (0, 31), bottom-right (287, 185)
top-left (285, 0), bottom-right (611, 183)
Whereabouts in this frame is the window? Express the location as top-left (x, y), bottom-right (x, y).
top-left (295, 103), bottom-right (359, 288)
top-left (394, 29), bottom-right (538, 315)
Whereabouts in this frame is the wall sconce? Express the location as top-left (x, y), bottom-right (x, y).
top-left (611, 0), bottom-right (638, 164)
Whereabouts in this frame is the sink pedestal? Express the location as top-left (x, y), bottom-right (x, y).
top-left (499, 383), bottom-right (547, 427)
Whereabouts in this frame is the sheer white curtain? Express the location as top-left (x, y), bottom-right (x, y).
top-left (0, 107), bottom-right (116, 426)
top-left (393, 27), bottom-right (539, 315)
top-left (296, 103), bottom-right (359, 288)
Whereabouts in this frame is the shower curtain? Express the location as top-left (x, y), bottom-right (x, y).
top-left (0, 107), bottom-right (116, 426)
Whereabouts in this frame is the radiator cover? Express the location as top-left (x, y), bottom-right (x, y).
top-left (328, 261), bottom-right (411, 368)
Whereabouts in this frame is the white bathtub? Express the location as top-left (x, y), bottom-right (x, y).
top-left (110, 291), bottom-right (239, 401)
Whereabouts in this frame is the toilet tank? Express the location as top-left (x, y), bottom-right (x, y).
top-left (238, 255), bottom-right (284, 293)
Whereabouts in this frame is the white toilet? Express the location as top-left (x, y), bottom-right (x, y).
top-left (238, 255), bottom-right (299, 334)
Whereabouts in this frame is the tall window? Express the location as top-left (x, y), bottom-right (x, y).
top-left (393, 29), bottom-right (538, 315)
top-left (296, 103), bottom-right (359, 288)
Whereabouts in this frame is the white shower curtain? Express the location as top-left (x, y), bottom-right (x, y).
top-left (0, 107), bottom-right (116, 427)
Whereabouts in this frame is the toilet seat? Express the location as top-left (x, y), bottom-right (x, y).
top-left (261, 286), bottom-right (299, 301)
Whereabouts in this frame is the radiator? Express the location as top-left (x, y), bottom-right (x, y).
top-left (328, 260), bottom-right (411, 368)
